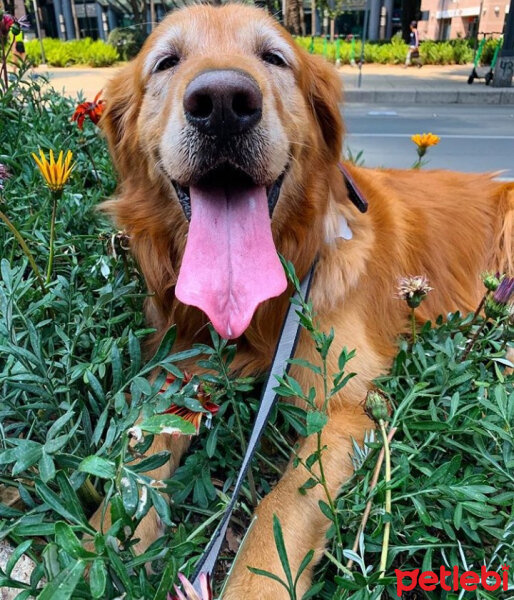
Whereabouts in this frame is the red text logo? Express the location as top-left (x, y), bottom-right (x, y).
top-left (395, 565), bottom-right (509, 596)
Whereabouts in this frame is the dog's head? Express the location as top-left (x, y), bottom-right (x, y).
top-left (102, 4), bottom-right (343, 339)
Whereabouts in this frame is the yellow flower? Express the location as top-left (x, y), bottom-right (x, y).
top-left (411, 133), bottom-right (440, 149)
top-left (32, 149), bottom-right (74, 193)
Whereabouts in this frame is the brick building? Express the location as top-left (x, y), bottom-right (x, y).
top-left (418, 0), bottom-right (510, 39)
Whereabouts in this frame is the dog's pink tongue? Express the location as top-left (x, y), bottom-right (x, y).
top-left (176, 183), bottom-right (287, 339)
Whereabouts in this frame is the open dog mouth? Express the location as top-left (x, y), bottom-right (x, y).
top-left (173, 163), bottom-right (288, 339)
top-left (172, 163), bottom-right (286, 221)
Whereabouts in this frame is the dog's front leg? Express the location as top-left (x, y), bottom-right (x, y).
top-left (224, 408), bottom-right (373, 600)
top-left (88, 433), bottom-right (191, 553)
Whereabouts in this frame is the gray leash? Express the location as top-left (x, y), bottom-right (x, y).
top-left (190, 165), bottom-right (367, 592)
top-left (191, 262), bottom-right (316, 592)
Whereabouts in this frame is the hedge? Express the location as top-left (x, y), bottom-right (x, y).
top-left (25, 37), bottom-right (119, 67)
top-left (295, 36), bottom-right (481, 65)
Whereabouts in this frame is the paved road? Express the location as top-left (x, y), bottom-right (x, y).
top-left (343, 103), bottom-right (514, 177)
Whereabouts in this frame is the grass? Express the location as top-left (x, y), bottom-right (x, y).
top-left (0, 67), bottom-right (512, 600)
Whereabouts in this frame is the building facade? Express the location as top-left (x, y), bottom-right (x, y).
top-left (13, 0), bottom-right (167, 41)
top-left (418, 0), bottom-right (510, 39)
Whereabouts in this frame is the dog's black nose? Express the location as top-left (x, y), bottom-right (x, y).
top-left (183, 69), bottom-right (262, 136)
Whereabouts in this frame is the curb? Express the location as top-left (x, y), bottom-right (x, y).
top-left (344, 88), bottom-right (514, 104)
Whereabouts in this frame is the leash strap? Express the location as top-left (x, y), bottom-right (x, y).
top-left (191, 262), bottom-right (317, 591)
top-left (338, 162), bottom-right (368, 213)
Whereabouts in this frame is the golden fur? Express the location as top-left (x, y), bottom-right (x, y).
top-left (93, 5), bottom-right (514, 598)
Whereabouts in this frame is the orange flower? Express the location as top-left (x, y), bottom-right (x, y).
top-left (160, 373), bottom-right (218, 434)
top-left (411, 133), bottom-right (440, 150)
top-left (32, 149), bottom-right (74, 193)
top-left (71, 91), bottom-right (105, 129)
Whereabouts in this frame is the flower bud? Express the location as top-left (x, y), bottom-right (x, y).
top-left (365, 390), bottom-right (389, 423)
top-left (481, 272), bottom-right (503, 292)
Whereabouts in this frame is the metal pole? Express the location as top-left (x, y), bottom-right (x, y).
top-left (311, 0), bottom-right (316, 35)
top-left (493, 0), bottom-right (514, 86)
top-left (150, 0), bottom-right (155, 30)
top-left (32, 0), bottom-right (46, 63)
top-left (71, 0), bottom-right (80, 38)
top-left (358, 0), bottom-right (370, 88)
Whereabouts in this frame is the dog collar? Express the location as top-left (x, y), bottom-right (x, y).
top-left (338, 162), bottom-right (368, 213)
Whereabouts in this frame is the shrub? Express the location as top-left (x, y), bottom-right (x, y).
top-left (86, 39), bottom-right (120, 66)
top-left (107, 27), bottom-right (145, 61)
top-left (480, 37), bottom-right (502, 65)
top-left (25, 37), bottom-right (119, 67)
top-left (295, 36), bottom-right (475, 65)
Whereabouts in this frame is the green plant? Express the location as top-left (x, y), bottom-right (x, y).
top-left (25, 37), bottom-right (119, 67)
top-left (107, 27), bottom-right (145, 61)
top-left (295, 36), bottom-right (474, 65)
top-left (0, 71), bottom-right (512, 600)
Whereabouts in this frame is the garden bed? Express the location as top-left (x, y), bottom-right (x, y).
top-left (0, 65), bottom-right (512, 600)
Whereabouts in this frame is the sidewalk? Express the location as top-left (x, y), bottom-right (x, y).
top-left (339, 64), bottom-right (514, 104)
top-left (34, 63), bottom-right (514, 105)
top-left (33, 65), bottom-right (118, 99)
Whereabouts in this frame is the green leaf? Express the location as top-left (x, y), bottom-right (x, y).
top-left (35, 481), bottom-right (86, 526)
top-left (295, 549), bottom-right (314, 582)
top-left (37, 559), bottom-right (85, 600)
top-left (89, 559), bottom-right (107, 599)
top-left (136, 413), bottom-right (196, 436)
top-left (12, 444), bottom-right (42, 475)
top-left (148, 326), bottom-right (177, 366)
top-left (302, 582), bottom-right (325, 599)
top-left (128, 330), bottom-right (142, 376)
top-left (247, 567), bottom-right (289, 591)
top-left (5, 540), bottom-right (32, 577)
top-left (39, 452), bottom-right (56, 483)
top-left (120, 472), bottom-right (139, 515)
top-left (205, 425), bottom-right (219, 458)
top-left (55, 522), bottom-right (95, 559)
top-left (272, 515), bottom-right (294, 591)
top-left (306, 411), bottom-right (328, 436)
top-left (84, 370), bottom-right (105, 402)
top-left (149, 488), bottom-right (172, 527)
top-left (129, 451), bottom-right (170, 474)
top-left (78, 456), bottom-right (117, 479)
top-left (299, 477), bottom-right (318, 495)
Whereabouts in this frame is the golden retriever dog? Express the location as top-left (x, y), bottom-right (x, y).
top-left (95, 4), bottom-right (514, 598)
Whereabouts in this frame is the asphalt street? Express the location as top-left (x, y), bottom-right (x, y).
top-left (343, 104), bottom-right (514, 178)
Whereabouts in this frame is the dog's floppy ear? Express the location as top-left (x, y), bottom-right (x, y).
top-left (100, 61), bottom-right (143, 178)
top-left (303, 53), bottom-right (344, 160)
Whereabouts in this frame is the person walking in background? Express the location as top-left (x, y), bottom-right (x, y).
top-left (405, 21), bottom-right (422, 68)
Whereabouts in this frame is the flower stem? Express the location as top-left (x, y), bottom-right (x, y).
top-left (0, 209), bottom-right (46, 293)
top-left (472, 292), bottom-right (489, 322)
top-left (80, 138), bottom-right (104, 193)
top-left (1, 42), bottom-right (7, 90)
top-left (378, 419), bottom-right (392, 577)
top-left (410, 307), bottom-right (417, 343)
top-left (46, 192), bottom-right (60, 284)
top-left (346, 426), bottom-right (397, 570)
top-left (462, 320), bottom-right (487, 361)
